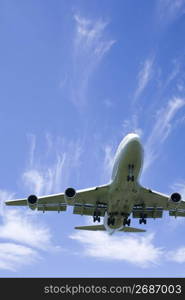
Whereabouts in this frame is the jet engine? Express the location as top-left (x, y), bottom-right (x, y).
top-left (169, 192), bottom-right (182, 204)
top-left (27, 194), bottom-right (38, 210)
top-left (64, 187), bottom-right (76, 202)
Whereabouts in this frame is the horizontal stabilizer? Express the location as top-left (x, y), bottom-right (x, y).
top-left (120, 227), bottom-right (146, 232)
top-left (75, 225), bottom-right (146, 232)
top-left (75, 225), bottom-right (105, 231)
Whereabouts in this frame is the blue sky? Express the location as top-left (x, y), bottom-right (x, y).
top-left (0, 0), bottom-right (185, 277)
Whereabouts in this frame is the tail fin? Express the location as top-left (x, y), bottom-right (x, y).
top-left (75, 225), bottom-right (146, 232)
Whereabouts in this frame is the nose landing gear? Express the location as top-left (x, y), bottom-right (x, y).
top-left (123, 217), bottom-right (131, 226)
top-left (127, 164), bottom-right (134, 182)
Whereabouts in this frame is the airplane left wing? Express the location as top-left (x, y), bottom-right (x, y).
top-left (133, 186), bottom-right (185, 218)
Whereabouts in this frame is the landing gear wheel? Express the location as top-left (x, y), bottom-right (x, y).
top-left (93, 210), bottom-right (101, 222)
top-left (111, 218), bottom-right (115, 226)
top-left (128, 164), bottom-right (134, 182)
top-left (139, 218), bottom-right (147, 225)
top-left (123, 218), bottom-right (131, 226)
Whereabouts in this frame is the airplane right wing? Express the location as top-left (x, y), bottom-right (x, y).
top-left (5, 184), bottom-right (109, 215)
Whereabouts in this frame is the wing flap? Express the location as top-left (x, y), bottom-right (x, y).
top-left (132, 207), bottom-right (163, 218)
top-left (73, 203), bottom-right (107, 216)
top-left (37, 204), bottom-right (67, 212)
top-left (169, 209), bottom-right (185, 217)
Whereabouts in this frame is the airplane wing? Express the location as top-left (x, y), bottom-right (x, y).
top-left (72, 184), bottom-right (108, 216)
top-left (132, 186), bottom-right (185, 218)
top-left (5, 184), bottom-right (109, 215)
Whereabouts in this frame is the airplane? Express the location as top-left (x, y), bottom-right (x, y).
top-left (5, 133), bottom-right (185, 234)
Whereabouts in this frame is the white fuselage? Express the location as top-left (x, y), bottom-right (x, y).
top-left (104, 133), bottom-right (144, 232)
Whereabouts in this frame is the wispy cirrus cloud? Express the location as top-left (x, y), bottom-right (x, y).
top-left (71, 14), bottom-right (115, 108)
top-left (70, 231), bottom-right (163, 268)
top-left (0, 133), bottom-right (83, 272)
top-left (157, 0), bottom-right (185, 26)
top-left (144, 97), bottom-right (185, 171)
top-left (134, 57), bottom-right (154, 101)
top-left (102, 145), bottom-right (115, 182)
top-left (22, 134), bottom-right (83, 195)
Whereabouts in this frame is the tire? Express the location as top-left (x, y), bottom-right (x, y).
top-left (111, 218), bottom-right (115, 226)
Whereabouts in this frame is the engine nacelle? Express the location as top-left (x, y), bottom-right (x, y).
top-left (169, 192), bottom-right (181, 204)
top-left (27, 194), bottom-right (38, 210)
top-left (64, 187), bottom-right (76, 202)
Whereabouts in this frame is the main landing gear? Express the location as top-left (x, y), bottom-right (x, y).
top-left (127, 164), bottom-right (134, 182)
top-left (139, 214), bottom-right (147, 224)
top-left (93, 210), bottom-right (101, 223)
top-left (107, 216), bottom-right (115, 226)
top-left (139, 218), bottom-right (147, 225)
top-left (123, 217), bottom-right (131, 226)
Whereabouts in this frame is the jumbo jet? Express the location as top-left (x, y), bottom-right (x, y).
top-left (5, 133), bottom-right (185, 233)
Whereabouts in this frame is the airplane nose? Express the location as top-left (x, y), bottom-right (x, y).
top-left (127, 133), bottom-right (140, 143)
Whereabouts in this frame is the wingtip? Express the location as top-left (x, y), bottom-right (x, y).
top-left (5, 200), bottom-right (12, 206)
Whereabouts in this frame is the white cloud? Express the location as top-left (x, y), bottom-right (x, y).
top-left (158, 0), bottom-right (185, 26)
top-left (0, 243), bottom-right (38, 272)
top-left (22, 135), bottom-right (83, 195)
top-left (172, 181), bottom-right (185, 199)
top-left (0, 209), bottom-right (52, 250)
top-left (0, 134), bottom-right (83, 272)
top-left (134, 57), bottom-right (154, 101)
top-left (144, 97), bottom-right (185, 171)
top-left (103, 145), bottom-right (115, 182)
top-left (70, 231), bottom-right (163, 268)
top-left (168, 247), bottom-right (185, 263)
top-left (122, 115), bottom-right (143, 137)
top-left (0, 189), bottom-right (14, 215)
top-left (0, 189), bottom-right (54, 271)
top-left (74, 14), bottom-right (115, 59)
top-left (71, 14), bottom-right (115, 107)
